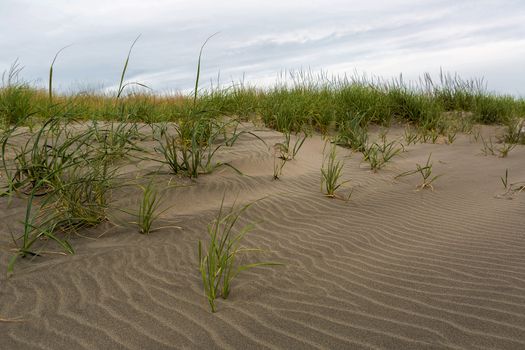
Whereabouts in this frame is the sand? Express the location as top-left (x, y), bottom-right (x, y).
top-left (1, 124), bottom-right (525, 349)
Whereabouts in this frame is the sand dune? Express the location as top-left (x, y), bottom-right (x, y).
top-left (1, 125), bottom-right (525, 349)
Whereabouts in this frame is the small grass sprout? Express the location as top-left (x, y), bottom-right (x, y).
top-left (321, 142), bottom-right (351, 199)
top-left (430, 129), bottom-right (440, 144)
top-left (395, 154), bottom-right (442, 191)
top-left (498, 169), bottom-right (525, 196)
top-left (446, 128), bottom-right (457, 144)
top-left (133, 179), bottom-right (169, 234)
top-left (480, 135), bottom-right (516, 157)
top-left (498, 142), bottom-right (516, 158)
top-left (480, 136), bottom-right (496, 156)
top-left (470, 126), bottom-right (481, 142)
top-left (275, 129), bottom-right (308, 160)
top-left (362, 143), bottom-right (382, 171)
top-left (272, 153), bottom-right (287, 180)
top-left (362, 137), bottom-right (402, 172)
top-left (501, 168), bottom-right (509, 190)
top-left (503, 118), bottom-right (524, 144)
top-left (403, 125), bottom-right (419, 145)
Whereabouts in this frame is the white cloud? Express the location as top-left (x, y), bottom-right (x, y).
top-left (0, 0), bottom-right (523, 95)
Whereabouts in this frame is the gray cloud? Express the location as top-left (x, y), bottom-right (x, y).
top-left (0, 0), bottom-right (523, 95)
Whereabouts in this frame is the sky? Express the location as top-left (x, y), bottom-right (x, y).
top-left (0, 0), bottom-right (524, 95)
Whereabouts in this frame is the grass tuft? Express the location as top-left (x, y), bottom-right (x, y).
top-left (321, 142), bottom-right (350, 199)
top-left (395, 154), bottom-right (442, 191)
top-left (198, 196), bottom-right (281, 312)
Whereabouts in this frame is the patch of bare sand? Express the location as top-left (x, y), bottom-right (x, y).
top-left (1, 124), bottom-right (525, 349)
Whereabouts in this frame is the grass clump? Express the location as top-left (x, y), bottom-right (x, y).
top-left (275, 129), bottom-right (308, 160)
top-left (0, 61), bottom-right (36, 128)
top-left (474, 95), bottom-right (516, 124)
top-left (497, 142), bottom-right (516, 158)
top-left (480, 135), bottom-right (516, 158)
top-left (502, 118), bottom-right (525, 145)
top-left (7, 152), bottom-right (117, 274)
top-left (362, 135), bottom-right (402, 172)
top-left (321, 143), bottom-right (350, 199)
top-left (90, 119), bottom-right (144, 161)
top-left (154, 117), bottom-right (244, 179)
top-left (198, 196), bottom-right (280, 312)
top-left (334, 113), bottom-right (369, 152)
top-left (132, 179), bottom-right (168, 234)
top-left (3, 115), bottom-right (125, 274)
top-left (403, 124), bottom-right (420, 145)
top-left (8, 179), bottom-right (75, 275)
top-left (395, 154), bottom-right (441, 191)
top-left (1, 116), bottom-right (93, 195)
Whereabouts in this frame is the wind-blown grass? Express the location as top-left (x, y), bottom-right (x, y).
top-left (3, 57), bottom-right (524, 135)
top-left (2, 37), bottom-right (524, 276)
top-left (2, 115), bottom-right (131, 274)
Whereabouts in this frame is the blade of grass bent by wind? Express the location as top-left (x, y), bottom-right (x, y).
top-left (49, 45), bottom-right (72, 102)
top-left (117, 34), bottom-right (141, 99)
top-left (193, 32), bottom-right (219, 107)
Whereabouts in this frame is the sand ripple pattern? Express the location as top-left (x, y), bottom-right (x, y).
top-left (1, 130), bottom-right (525, 349)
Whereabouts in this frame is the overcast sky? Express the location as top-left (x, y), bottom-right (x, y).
top-left (1, 0), bottom-right (524, 95)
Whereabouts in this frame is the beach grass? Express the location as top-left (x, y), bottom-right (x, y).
top-left (321, 142), bottom-right (350, 199)
top-left (198, 196), bottom-right (281, 312)
top-left (1, 40), bottom-right (525, 276)
top-left (395, 154), bottom-right (441, 191)
top-left (2, 58), bottom-right (524, 135)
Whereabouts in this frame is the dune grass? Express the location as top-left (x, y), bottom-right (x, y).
top-left (272, 152), bottom-right (287, 180)
top-left (480, 135), bottom-right (517, 158)
top-left (1, 38), bottom-right (525, 276)
top-left (501, 168), bottom-right (509, 191)
top-left (198, 196), bottom-right (281, 312)
top-left (5, 118), bottom-right (122, 274)
top-left (362, 136), bottom-right (402, 172)
top-left (321, 142), bottom-right (350, 199)
top-left (275, 129), bottom-right (308, 161)
top-left (131, 179), bottom-right (174, 234)
top-left (271, 128), bottom-right (309, 180)
top-left (395, 154), bottom-right (442, 191)
top-left (2, 56), bottom-right (525, 136)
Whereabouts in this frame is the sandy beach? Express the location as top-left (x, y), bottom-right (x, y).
top-left (1, 125), bottom-right (525, 349)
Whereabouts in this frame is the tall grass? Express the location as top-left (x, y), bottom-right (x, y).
top-left (2, 60), bottom-right (524, 134)
top-left (5, 118), bottom-right (122, 274)
top-left (154, 117), bottom-right (245, 178)
top-left (0, 60), bottom-right (37, 127)
top-left (2, 39), bottom-right (525, 275)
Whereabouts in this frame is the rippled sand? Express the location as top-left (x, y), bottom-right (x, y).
top-left (1, 124), bottom-right (525, 349)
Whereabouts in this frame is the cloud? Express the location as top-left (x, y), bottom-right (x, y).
top-left (0, 0), bottom-right (523, 95)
